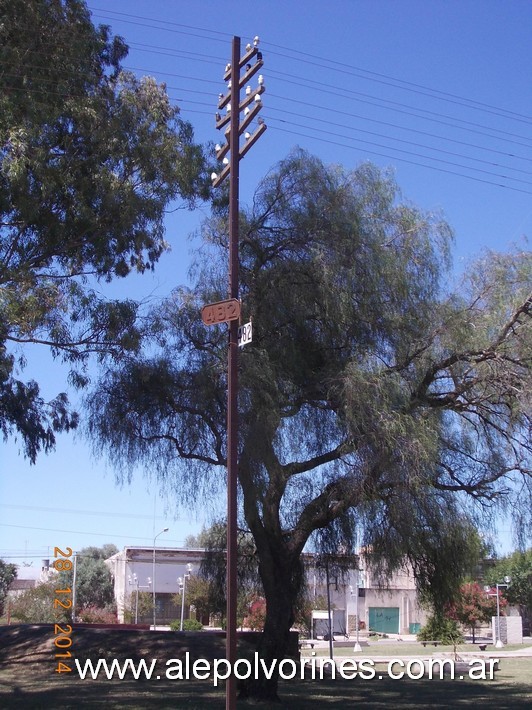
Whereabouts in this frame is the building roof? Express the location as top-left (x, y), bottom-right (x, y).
top-left (8, 579), bottom-right (37, 592)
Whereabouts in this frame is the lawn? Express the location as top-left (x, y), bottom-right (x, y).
top-left (0, 625), bottom-right (530, 709)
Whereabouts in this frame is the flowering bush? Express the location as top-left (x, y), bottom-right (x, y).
top-left (243, 597), bottom-right (266, 631)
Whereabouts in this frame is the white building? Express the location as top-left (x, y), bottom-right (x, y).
top-left (105, 546), bottom-right (427, 634)
top-left (105, 547), bottom-right (205, 624)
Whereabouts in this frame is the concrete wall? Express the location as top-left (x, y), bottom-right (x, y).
top-left (492, 615), bottom-right (523, 645)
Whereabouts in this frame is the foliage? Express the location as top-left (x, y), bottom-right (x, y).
top-left (77, 604), bottom-right (118, 624)
top-left (87, 150), bottom-right (532, 699)
top-left (171, 574), bottom-right (212, 622)
top-left (0, 560), bottom-right (17, 616)
top-left (484, 549), bottom-right (532, 613)
top-left (57, 544), bottom-right (117, 612)
top-left (183, 618), bottom-right (203, 631)
top-left (124, 590), bottom-right (153, 624)
top-left (417, 615), bottom-right (464, 645)
top-left (446, 582), bottom-right (505, 642)
top-left (169, 618), bottom-right (203, 631)
top-left (243, 597), bottom-right (267, 631)
top-left (10, 581), bottom-right (69, 623)
top-left (196, 522), bottom-right (263, 622)
top-left (0, 0), bottom-right (209, 461)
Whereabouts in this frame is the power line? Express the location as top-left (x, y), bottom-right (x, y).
top-left (4, 11), bottom-right (531, 197)
top-left (264, 43), bottom-right (532, 125)
top-left (87, 5), bottom-right (532, 124)
top-left (0, 523), bottom-right (182, 544)
top-left (268, 124), bottom-right (532, 196)
top-left (0, 503), bottom-right (165, 520)
top-left (266, 71), bottom-right (532, 150)
top-left (263, 106), bottom-right (532, 178)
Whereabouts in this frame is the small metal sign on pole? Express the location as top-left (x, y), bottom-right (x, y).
top-left (238, 321), bottom-right (252, 347)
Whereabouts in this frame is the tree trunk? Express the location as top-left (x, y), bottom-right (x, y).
top-left (238, 541), bottom-right (302, 702)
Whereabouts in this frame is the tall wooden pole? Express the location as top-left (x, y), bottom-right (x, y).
top-left (226, 35), bottom-right (240, 710)
top-left (209, 35), bottom-right (266, 708)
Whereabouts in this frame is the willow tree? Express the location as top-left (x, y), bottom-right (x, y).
top-left (88, 150), bottom-right (531, 700)
top-left (0, 0), bottom-right (209, 461)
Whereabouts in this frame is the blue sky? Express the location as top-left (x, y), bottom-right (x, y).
top-left (2, 0), bottom-right (531, 576)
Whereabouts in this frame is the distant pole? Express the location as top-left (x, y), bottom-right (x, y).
top-left (211, 35), bottom-right (266, 710)
top-left (353, 566), bottom-right (363, 652)
top-left (326, 560), bottom-right (334, 660)
top-left (71, 552), bottom-right (78, 622)
top-left (179, 564), bottom-right (192, 631)
top-left (152, 527), bottom-right (169, 630)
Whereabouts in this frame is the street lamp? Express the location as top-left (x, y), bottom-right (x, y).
top-left (128, 573), bottom-right (151, 624)
top-left (484, 576), bottom-right (510, 648)
top-left (350, 566), bottom-right (365, 653)
top-left (178, 563), bottom-right (193, 631)
top-left (152, 527), bottom-right (169, 630)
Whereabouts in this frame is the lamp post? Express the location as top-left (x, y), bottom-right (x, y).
top-left (350, 566), bottom-right (365, 652)
top-left (484, 576), bottom-right (510, 648)
top-left (178, 563), bottom-right (193, 631)
top-left (325, 560), bottom-right (334, 660)
top-left (152, 527), bottom-right (169, 630)
top-left (128, 573), bottom-right (151, 624)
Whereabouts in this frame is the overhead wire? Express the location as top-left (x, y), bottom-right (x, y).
top-left (265, 124), bottom-right (532, 195)
top-left (5, 7), bottom-right (532, 195)
top-left (88, 6), bottom-right (532, 124)
top-left (3, 75), bottom-right (530, 194)
top-left (264, 43), bottom-right (532, 125)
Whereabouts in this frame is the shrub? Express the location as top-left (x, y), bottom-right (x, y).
top-left (170, 618), bottom-right (203, 631)
top-left (183, 618), bottom-right (203, 631)
top-left (417, 615), bottom-right (463, 645)
top-left (243, 597), bottom-right (266, 631)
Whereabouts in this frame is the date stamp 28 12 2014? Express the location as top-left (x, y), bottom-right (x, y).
top-left (52, 546), bottom-right (73, 674)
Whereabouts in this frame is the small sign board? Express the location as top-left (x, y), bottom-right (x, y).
top-left (238, 321), bottom-right (252, 347)
top-left (201, 298), bottom-right (240, 326)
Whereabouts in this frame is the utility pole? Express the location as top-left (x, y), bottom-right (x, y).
top-left (210, 35), bottom-right (266, 710)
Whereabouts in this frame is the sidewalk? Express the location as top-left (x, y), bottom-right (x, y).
top-left (302, 637), bottom-right (532, 660)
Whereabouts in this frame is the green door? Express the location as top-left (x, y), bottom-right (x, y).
top-left (369, 607), bottom-right (399, 634)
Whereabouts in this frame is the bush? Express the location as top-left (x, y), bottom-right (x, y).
top-left (183, 618), bottom-right (203, 631)
top-left (170, 618), bottom-right (203, 631)
top-left (417, 615), bottom-right (463, 645)
top-left (243, 597), bottom-right (266, 631)
top-left (10, 582), bottom-right (64, 623)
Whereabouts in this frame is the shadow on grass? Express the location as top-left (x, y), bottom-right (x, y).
top-left (1, 663), bottom-right (531, 709)
top-left (0, 626), bottom-right (530, 709)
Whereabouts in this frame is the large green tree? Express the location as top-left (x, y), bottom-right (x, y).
top-left (88, 151), bottom-right (531, 700)
top-left (57, 543), bottom-right (118, 613)
top-left (0, 0), bottom-right (209, 461)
